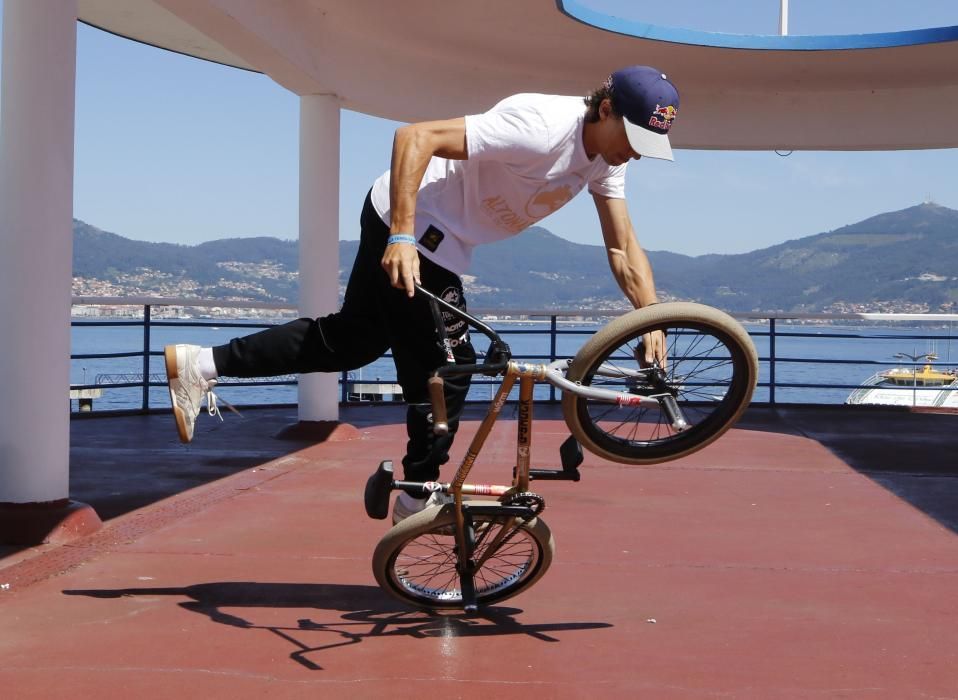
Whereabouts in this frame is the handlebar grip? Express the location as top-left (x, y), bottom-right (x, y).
top-left (427, 376), bottom-right (449, 435)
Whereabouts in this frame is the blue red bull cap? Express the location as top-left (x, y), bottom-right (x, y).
top-left (608, 66), bottom-right (679, 162)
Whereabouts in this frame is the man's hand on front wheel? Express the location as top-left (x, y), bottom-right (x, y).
top-left (381, 243), bottom-right (421, 298)
top-left (639, 330), bottom-right (668, 371)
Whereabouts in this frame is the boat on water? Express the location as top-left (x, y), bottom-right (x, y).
top-left (846, 355), bottom-right (958, 408)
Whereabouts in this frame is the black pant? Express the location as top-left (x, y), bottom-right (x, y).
top-left (212, 192), bottom-right (476, 483)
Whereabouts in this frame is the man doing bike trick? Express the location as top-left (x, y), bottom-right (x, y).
top-left (164, 65), bottom-right (679, 524)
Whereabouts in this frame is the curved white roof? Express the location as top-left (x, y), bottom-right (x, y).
top-left (77, 0), bottom-right (958, 150)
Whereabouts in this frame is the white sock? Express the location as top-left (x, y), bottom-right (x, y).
top-left (198, 347), bottom-right (219, 381)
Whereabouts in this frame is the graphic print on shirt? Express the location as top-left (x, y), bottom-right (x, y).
top-left (482, 175), bottom-right (586, 234)
top-left (525, 183), bottom-right (574, 218)
top-left (481, 195), bottom-right (534, 234)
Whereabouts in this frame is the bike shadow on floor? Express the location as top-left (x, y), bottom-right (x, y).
top-left (63, 581), bottom-right (614, 671)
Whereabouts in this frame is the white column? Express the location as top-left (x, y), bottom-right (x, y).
top-left (297, 94), bottom-right (341, 421)
top-left (0, 0), bottom-right (78, 503)
top-left (779, 0), bottom-right (789, 36)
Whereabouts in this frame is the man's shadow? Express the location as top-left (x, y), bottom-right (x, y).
top-left (64, 582), bottom-right (613, 670)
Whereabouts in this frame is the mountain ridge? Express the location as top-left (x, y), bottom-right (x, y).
top-left (72, 203), bottom-right (958, 313)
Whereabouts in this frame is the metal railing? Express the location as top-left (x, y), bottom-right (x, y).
top-left (69, 296), bottom-right (958, 413)
top-left (747, 314), bottom-right (957, 405)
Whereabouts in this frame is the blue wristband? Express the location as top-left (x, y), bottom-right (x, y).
top-left (387, 234), bottom-right (417, 246)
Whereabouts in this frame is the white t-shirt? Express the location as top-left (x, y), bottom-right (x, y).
top-left (370, 94), bottom-right (627, 275)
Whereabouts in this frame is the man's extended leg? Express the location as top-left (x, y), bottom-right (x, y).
top-left (212, 194), bottom-right (393, 379)
top-left (166, 192), bottom-right (391, 442)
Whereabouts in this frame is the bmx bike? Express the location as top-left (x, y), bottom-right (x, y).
top-left (364, 285), bottom-right (758, 612)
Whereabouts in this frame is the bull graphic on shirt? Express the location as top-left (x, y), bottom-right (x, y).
top-left (525, 184), bottom-right (574, 218)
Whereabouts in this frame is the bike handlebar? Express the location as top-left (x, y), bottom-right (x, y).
top-left (413, 283), bottom-right (506, 347)
top-left (414, 284), bottom-right (512, 436)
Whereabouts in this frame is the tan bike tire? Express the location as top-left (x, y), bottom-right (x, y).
top-left (373, 502), bottom-right (555, 609)
top-left (561, 302), bottom-right (758, 465)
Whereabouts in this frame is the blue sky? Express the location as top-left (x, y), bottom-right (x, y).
top-left (1, 1), bottom-right (956, 256)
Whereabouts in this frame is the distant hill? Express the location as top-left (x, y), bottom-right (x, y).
top-left (658, 203), bottom-right (958, 312)
top-left (72, 203), bottom-right (958, 312)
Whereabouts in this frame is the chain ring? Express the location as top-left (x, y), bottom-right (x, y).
top-left (504, 491), bottom-right (545, 516)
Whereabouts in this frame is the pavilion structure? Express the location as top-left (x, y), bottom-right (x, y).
top-left (2, 0), bottom-right (956, 543)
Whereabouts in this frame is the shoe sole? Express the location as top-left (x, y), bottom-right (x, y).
top-left (164, 345), bottom-right (191, 444)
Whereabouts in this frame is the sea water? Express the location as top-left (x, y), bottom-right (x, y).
top-left (70, 317), bottom-right (957, 412)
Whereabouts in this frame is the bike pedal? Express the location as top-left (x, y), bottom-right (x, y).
top-left (560, 435), bottom-right (583, 474)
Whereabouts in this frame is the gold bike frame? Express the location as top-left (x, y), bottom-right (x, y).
top-left (447, 361), bottom-right (548, 565)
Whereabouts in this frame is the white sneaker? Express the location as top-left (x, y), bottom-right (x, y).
top-left (164, 344), bottom-right (224, 443)
top-left (392, 490), bottom-right (454, 525)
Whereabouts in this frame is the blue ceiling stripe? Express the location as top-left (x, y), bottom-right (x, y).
top-left (556, 0), bottom-right (958, 51)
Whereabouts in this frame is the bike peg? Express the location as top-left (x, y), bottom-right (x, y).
top-left (659, 394), bottom-right (690, 432)
top-left (364, 460), bottom-right (394, 520)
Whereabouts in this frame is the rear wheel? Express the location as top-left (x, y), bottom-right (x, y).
top-left (562, 302), bottom-right (758, 464)
top-left (372, 503), bottom-right (554, 609)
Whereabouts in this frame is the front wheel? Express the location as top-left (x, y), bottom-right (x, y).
top-left (372, 503), bottom-right (554, 609)
top-left (562, 302), bottom-right (758, 465)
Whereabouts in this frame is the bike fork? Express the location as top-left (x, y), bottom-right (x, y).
top-left (458, 509), bottom-right (479, 613)
top-left (455, 503), bottom-right (536, 614)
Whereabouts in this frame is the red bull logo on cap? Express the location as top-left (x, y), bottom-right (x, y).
top-left (649, 104), bottom-right (677, 131)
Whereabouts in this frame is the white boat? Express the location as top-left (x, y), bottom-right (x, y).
top-left (847, 356), bottom-right (958, 408)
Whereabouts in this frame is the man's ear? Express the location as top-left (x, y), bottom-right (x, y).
top-left (599, 98), bottom-right (614, 120)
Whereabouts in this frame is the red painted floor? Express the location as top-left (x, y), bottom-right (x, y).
top-left (1, 405), bottom-right (956, 698)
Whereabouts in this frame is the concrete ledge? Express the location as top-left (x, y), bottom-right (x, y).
top-left (0, 500), bottom-right (102, 546)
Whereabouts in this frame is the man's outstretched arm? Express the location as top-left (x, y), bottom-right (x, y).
top-left (593, 193), bottom-right (658, 308)
top-left (593, 192), bottom-right (666, 365)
